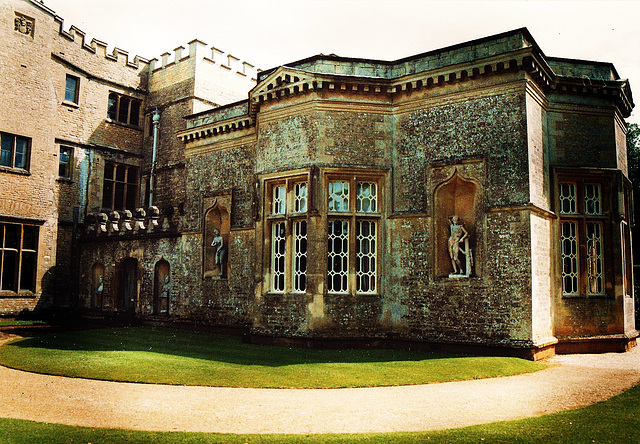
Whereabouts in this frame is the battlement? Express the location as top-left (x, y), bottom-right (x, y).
top-left (148, 39), bottom-right (259, 81)
top-left (51, 15), bottom-right (150, 70)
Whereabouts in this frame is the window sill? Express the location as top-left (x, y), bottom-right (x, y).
top-left (562, 294), bottom-right (611, 300)
top-left (0, 291), bottom-right (36, 298)
top-left (105, 118), bottom-right (142, 131)
top-left (56, 177), bottom-right (74, 184)
top-left (61, 100), bottom-right (79, 109)
top-left (0, 166), bottom-right (30, 176)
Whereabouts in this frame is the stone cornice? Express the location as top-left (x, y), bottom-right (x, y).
top-left (179, 42), bottom-right (633, 144)
top-left (177, 115), bottom-right (253, 142)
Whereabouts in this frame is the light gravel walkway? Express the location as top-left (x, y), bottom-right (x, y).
top-left (0, 333), bottom-right (639, 435)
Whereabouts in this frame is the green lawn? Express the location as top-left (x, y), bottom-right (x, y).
top-left (1, 382), bottom-right (639, 443)
top-left (0, 326), bottom-right (543, 388)
top-left (0, 319), bottom-right (46, 327)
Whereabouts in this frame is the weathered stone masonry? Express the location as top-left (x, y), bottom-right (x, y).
top-left (2, 0), bottom-right (636, 359)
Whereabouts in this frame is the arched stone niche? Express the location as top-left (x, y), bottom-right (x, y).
top-left (91, 262), bottom-right (104, 309)
top-left (203, 195), bottom-right (231, 278)
top-left (154, 259), bottom-right (171, 315)
top-left (432, 162), bottom-right (484, 278)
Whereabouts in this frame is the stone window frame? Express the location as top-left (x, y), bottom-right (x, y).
top-left (107, 92), bottom-right (141, 127)
top-left (557, 174), bottom-right (612, 298)
top-left (101, 161), bottom-right (139, 211)
top-left (64, 74), bottom-right (80, 104)
top-left (265, 174), bottom-right (309, 294)
top-left (324, 170), bottom-right (383, 296)
top-left (58, 145), bottom-right (73, 179)
top-left (0, 221), bottom-right (38, 295)
top-left (0, 132), bottom-right (30, 171)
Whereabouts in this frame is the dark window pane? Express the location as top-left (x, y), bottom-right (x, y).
top-left (127, 168), bottom-right (138, 184)
top-left (2, 251), bottom-right (18, 291)
top-left (59, 150), bottom-right (70, 177)
top-left (129, 100), bottom-right (140, 126)
top-left (116, 165), bottom-right (126, 182)
top-left (125, 184), bottom-right (137, 210)
top-left (14, 137), bottom-right (28, 169)
top-left (65, 76), bottom-right (78, 102)
top-left (118, 96), bottom-right (130, 124)
top-left (4, 225), bottom-right (20, 249)
top-left (1, 134), bottom-right (12, 167)
top-left (22, 226), bottom-right (37, 250)
top-left (107, 94), bottom-right (118, 120)
top-left (114, 182), bottom-right (125, 210)
top-left (102, 180), bottom-right (114, 209)
top-left (20, 251), bottom-right (36, 292)
top-left (104, 162), bottom-right (115, 179)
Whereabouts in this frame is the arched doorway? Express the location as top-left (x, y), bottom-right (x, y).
top-left (118, 258), bottom-right (138, 311)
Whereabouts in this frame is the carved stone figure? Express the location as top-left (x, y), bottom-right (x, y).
top-left (448, 215), bottom-right (473, 276)
top-left (211, 228), bottom-right (227, 277)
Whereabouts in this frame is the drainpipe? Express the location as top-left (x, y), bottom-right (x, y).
top-left (149, 107), bottom-right (160, 207)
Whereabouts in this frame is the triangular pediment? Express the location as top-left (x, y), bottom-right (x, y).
top-left (250, 66), bottom-right (315, 98)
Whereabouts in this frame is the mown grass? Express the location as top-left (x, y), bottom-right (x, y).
top-left (0, 319), bottom-right (46, 327)
top-left (1, 382), bottom-right (639, 443)
top-left (0, 326), bottom-right (543, 388)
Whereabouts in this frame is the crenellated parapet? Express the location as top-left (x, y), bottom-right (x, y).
top-left (148, 39), bottom-right (259, 81)
top-left (51, 16), bottom-right (150, 70)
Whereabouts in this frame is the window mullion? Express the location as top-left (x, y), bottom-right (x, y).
top-left (284, 219), bottom-right (292, 293)
top-left (17, 226), bottom-right (23, 292)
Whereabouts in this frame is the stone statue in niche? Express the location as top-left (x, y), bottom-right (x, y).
top-left (448, 215), bottom-right (473, 277)
top-left (158, 274), bottom-right (171, 314)
top-left (211, 229), bottom-right (227, 278)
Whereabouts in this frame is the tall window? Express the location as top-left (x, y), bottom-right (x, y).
top-left (0, 222), bottom-right (38, 293)
top-left (327, 177), bottom-right (379, 294)
top-left (58, 146), bottom-right (72, 178)
top-left (102, 162), bottom-right (139, 211)
top-left (107, 92), bottom-right (141, 127)
top-left (0, 132), bottom-right (30, 170)
top-left (267, 177), bottom-right (308, 293)
top-left (64, 75), bottom-right (79, 103)
top-left (559, 181), bottom-right (605, 296)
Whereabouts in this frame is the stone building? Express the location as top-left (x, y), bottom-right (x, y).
top-left (1, 0), bottom-right (636, 359)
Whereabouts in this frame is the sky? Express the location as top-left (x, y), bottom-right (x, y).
top-left (43, 0), bottom-right (640, 123)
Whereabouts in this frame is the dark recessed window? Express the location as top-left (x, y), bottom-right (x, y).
top-left (107, 92), bottom-right (142, 127)
top-left (102, 161), bottom-right (139, 211)
top-left (65, 75), bottom-right (79, 103)
top-left (0, 222), bottom-right (38, 293)
top-left (59, 146), bottom-right (72, 178)
top-left (0, 132), bottom-right (30, 170)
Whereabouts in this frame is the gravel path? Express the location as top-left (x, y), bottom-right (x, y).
top-left (0, 333), bottom-right (638, 434)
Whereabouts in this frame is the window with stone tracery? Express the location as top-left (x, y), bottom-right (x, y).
top-left (327, 176), bottom-right (380, 294)
top-left (266, 176), bottom-right (308, 293)
top-left (263, 171), bottom-right (383, 296)
top-left (559, 179), bottom-right (606, 297)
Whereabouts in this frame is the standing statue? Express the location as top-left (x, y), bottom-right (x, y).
top-left (211, 229), bottom-right (227, 277)
top-left (448, 215), bottom-right (472, 276)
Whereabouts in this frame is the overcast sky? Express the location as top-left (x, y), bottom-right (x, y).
top-left (45, 0), bottom-right (640, 123)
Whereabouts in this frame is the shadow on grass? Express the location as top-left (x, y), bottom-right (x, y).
top-left (3, 326), bottom-right (456, 367)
